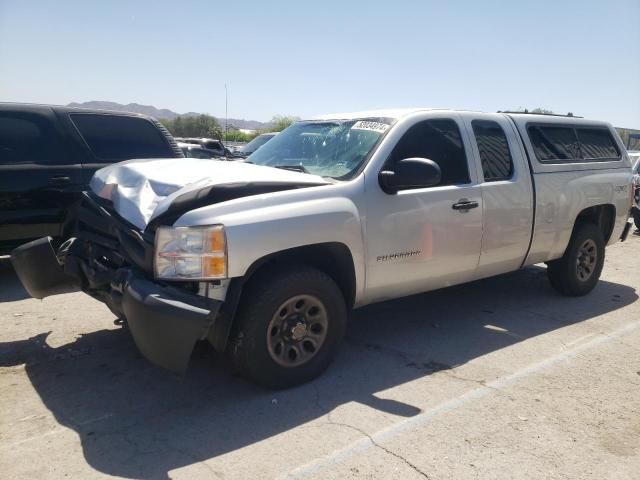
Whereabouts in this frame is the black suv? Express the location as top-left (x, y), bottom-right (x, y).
top-left (0, 103), bottom-right (183, 254)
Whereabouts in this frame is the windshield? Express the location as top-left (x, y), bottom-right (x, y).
top-left (247, 118), bottom-right (392, 179)
top-left (241, 134), bottom-right (274, 153)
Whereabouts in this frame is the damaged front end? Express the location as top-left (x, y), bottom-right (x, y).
top-left (11, 192), bottom-right (223, 373)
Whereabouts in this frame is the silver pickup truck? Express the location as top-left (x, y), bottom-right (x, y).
top-left (11, 109), bottom-right (634, 388)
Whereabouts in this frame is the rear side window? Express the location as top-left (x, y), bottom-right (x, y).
top-left (528, 124), bottom-right (621, 163)
top-left (576, 128), bottom-right (619, 160)
top-left (0, 113), bottom-right (66, 164)
top-left (70, 114), bottom-right (174, 162)
top-left (389, 119), bottom-right (470, 186)
top-left (472, 120), bottom-right (513, 181)
top-left (528, 125), bottom-right (580, 161)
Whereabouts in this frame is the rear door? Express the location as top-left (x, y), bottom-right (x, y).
top-left (460, 113), bottom-right (534, 278)
top-left (65, 113), bottom-right (180, 183)
top-left (0, 108), bottom-right (83, 249)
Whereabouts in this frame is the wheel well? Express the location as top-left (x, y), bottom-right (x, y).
top-left (241, 243), bottom-right (357, 308)
top-left (575, 204), bottom-right (616, 243)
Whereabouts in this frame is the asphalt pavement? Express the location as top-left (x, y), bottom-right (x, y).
top-left (1, 234), bottom-right (639, 479)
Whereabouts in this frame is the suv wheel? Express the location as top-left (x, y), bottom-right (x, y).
top-left (547, 222), bottom-right (605, 296)
top-left (228, 265), bottom-right (347, 388)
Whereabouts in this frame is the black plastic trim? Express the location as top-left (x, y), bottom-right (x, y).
top-left (207, 278), bottom-right (244, 353)
top-left (620, 220), bottom-right (632, 242)
top-left (122, 272), bottom-right (220, 373)
top-left (10, 236), bottom-right (80, 299)
top-left (506, 116), bottom-right (538, 270)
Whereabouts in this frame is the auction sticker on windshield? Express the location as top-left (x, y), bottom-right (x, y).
top-left (351, 121), bottom-right (390, 133)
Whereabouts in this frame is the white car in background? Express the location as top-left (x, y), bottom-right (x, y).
top-left (177, 142), bottom-right (224, 160)
top-left (231, 132), bottom-right (278, 157)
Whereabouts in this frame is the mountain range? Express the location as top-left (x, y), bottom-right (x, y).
top-left (66, 101), bottom-right (268, 130)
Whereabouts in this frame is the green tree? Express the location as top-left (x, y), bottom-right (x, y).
top-left (161, 114), bottom-right (222, 139)
top-left (530, 108), bottom-right (554, 114)
top-left (267, 115), bottom-right (300, 132)
top-left (224, 130), bottom-right (255, 142)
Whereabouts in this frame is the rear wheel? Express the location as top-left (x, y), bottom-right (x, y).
top-left (228, 265), bottom-right (347, 388)
top-left (547, 223), bottom-right (605, 296)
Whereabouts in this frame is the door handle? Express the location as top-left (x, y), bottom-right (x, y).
top-left (50, 175), bottom-right (71, 184)
top-left (452, 199), bottom-right (479, 211)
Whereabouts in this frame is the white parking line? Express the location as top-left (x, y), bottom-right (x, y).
top-left (283, 318), bottom-right (640, 479)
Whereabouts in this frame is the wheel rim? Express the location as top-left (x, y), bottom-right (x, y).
top-left (266, 294), bottom-right (329, 368)
top-left (576, 239), bottom-right (597, 282)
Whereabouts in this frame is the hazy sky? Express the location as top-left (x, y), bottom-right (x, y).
top-left (1, 0), bottom-right (639, 127)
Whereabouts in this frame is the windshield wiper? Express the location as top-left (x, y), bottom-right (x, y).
top-left (273, 164), bottom-right (310, 174)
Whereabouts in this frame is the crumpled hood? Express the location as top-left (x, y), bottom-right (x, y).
top-left (90, 158), bottom-right (329, 229)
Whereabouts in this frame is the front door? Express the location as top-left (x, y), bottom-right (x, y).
top-left (364, 115), bottom-right (483, 303)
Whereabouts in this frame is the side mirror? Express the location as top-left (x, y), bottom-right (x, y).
top-left (378, 157), bottom-right (442, 194)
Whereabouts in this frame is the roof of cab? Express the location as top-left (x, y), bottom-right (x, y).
top-left (311, 108), bottom-right (434, 121)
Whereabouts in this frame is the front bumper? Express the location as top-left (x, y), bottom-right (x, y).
top-left (121, 273), bottom-right (220, 372)
top-left (11, 236), bottom-right (221, 373)
top-left (11, 237), bottom-right (80, 299)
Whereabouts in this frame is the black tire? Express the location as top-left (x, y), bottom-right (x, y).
top-left (633, 210), bottom-right (640, 231)
top-left (547, 222), bottom-right (605, 296)
top-left (228, 265), bottom-right (347, 388)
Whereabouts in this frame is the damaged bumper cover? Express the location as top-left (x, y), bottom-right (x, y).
top-left (121, 272), bottom-right (220, 373)
top-left (11, 211), bottom-right (223, 374)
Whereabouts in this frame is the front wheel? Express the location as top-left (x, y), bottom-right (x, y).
top-left (228, 265), bottom-right (347, 388)
top-left (547, 223), bottom-right (605, 296)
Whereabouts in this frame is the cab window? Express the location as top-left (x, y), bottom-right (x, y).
top-left (388, 119), bottom-right (470, 186)
top-left (472, 120), bottom-right (514, 182)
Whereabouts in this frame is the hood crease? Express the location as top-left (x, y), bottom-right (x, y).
top-left (90, 158), bottom-right (329, 230)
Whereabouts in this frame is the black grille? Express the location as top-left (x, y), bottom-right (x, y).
top-left (74, 192), bottom-right (154, 274)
